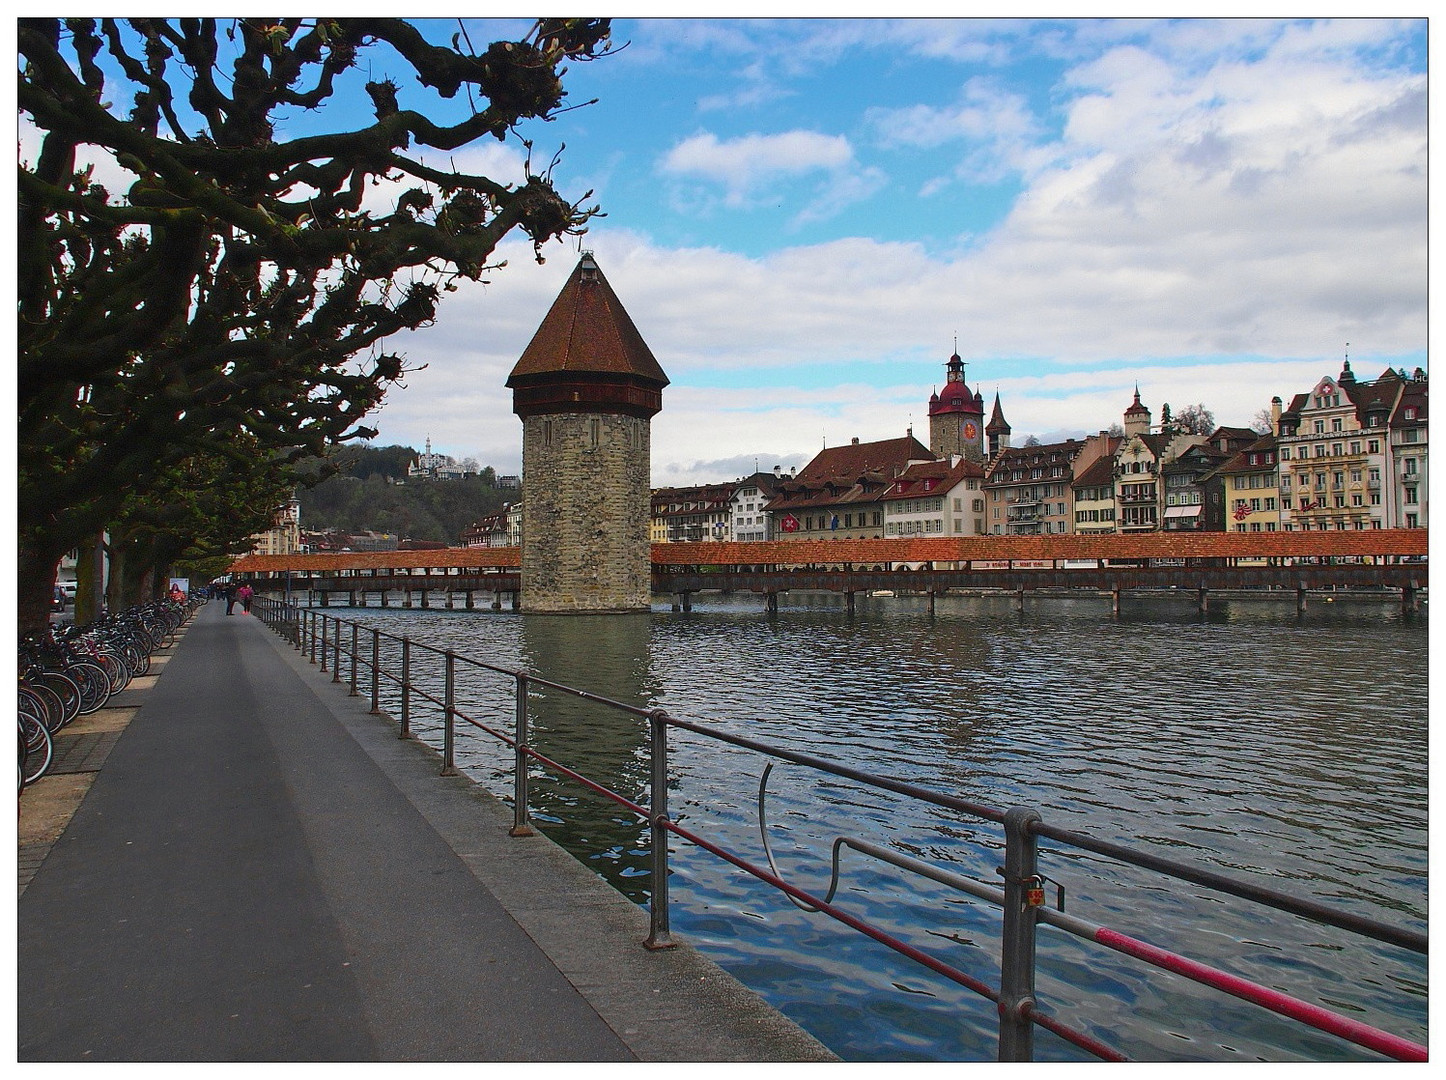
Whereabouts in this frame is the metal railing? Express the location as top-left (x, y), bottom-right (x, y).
top-left (255, 597), bottom-right (1428, 1063)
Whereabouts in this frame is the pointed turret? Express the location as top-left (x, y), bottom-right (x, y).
top-left (986, 392), bottom-right (1011, 456)
top-left (508, 252), bottom-right (669, 419)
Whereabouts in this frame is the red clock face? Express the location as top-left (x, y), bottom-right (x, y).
top-left (963, 422), bottom-right (978, 439)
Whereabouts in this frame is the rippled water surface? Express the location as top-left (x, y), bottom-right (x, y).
top-left (332, 591), bottom-right (1427, 1061)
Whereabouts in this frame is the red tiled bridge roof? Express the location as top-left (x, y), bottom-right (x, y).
top-left (230, 530), bottom-right (1426, 576)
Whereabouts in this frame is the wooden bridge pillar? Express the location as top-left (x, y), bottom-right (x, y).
top-left (445, 591), bottom-right (455, 610)
top-left (320, 591), bottom-right (330, 607)
top-left (1197, 584), bottom-right (1209, 613)
top-left (465, 591), bottom-right (475, 610)
top-left (1111, 587), bottom-right (1121, 616)
top-left (380, 590), bottom-right (389, 607)
top-left (671, 592), bottom-right (692, 612)
top-left (403, 589), bottom-right (413, 609)
top-left (492, 593), bottom-right (502, 610)
top-left (1015, 587), bottom-right (1026, 612)
top-left (420, 590), bottom-right (430, 609)
top-left (766, 592), bottom-right (779, 614)
top-left (357, 590), bottom-right (367, 607)
top-left (1403, 581), bottom-right (1419, 613)
top-left (846, 591), bottom-right (856, 615)
top-left (927, 591), bottom-right (936, 616)
top-left (1297, 582), bottom-right (1308, 613)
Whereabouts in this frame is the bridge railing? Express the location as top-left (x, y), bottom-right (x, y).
top-left (254, 597), bottom-right (1427, 1063)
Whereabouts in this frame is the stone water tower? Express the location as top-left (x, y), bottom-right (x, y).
top-left (506, 253), bottom-right (669, 612)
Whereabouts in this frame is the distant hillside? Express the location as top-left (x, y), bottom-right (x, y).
top-left (295, 445), bottom-right (507, 544)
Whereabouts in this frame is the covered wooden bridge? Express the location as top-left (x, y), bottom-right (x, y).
top-left (229, 530), bottom-right (1427, 613)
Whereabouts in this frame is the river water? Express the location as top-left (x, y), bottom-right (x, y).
top-left (329, 590), bottom-right (1428, 1062)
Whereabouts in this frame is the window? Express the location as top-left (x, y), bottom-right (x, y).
top-left (1369, 439), bottom-right (1381, 453)
top-left (1404, 458), bottom-right (1418, 475)
top-left (1314, 420), bottom-right (1325, 434)
top-left (1350, 441), bottom-right (1361, 455)
top-left (1405, 487), bottom-right (1418, 505)
top-left (1407, 513), bottom-right (1419, 528)
top-left (1332, 418), bottom-right (1343, 432)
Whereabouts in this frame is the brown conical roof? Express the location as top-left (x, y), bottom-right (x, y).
top-left (508, 253), bottom-right (669, 386)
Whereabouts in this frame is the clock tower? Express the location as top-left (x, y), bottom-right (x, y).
top-left (928, 351), bottom-right (986, 463)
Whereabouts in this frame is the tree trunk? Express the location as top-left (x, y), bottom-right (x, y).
top-left (17, 541), bottom-right (62, 640)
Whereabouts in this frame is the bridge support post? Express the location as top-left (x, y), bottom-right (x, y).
top-left (357, 590), bottom-right (367, 608)
top-left (846, 590), bottom-right (856, 615)
top-left (465, 591), bottom-right (474, 610)
top-left (1297, 583), bottom-right (1308, 613)
top-left (492, 593), bottom-right (502, 610)
top-left (1111, 587), bottom-right (1121, 616)
top-left (1197, 584), bottom-right (1209, 613)
top-left (320, 591), bottom-right (329, 608)
top-left (446, 591), bottom-right (455, 610)
top-left (420, 589), bottom-right (430, 609)
top-left (766, 592), bottom-right (778, 615)
top-left (348, 590), bottom-right (357, 608)
top-left (671, 591), bottom-right (691, 612)
top-left (927, 591), bottom-right (936, 616)
top-left (510, 591), bottom-right (520, 611)
top-left (404, 589), bottom-right (413, 609)
top-left (380, 590), bottom-right (389, 607)
top-left (1015, 587), bottom-right (1026, 612)
top-left (1403, 581), bottom-right (1419, 613)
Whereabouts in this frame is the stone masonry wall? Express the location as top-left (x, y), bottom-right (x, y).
top-left (521, 412), bottom-right (652, 612)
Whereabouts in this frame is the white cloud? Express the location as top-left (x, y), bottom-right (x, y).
top-left (659, 130), bottom-right (856, 206)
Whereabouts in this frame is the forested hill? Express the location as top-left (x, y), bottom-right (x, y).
top-left (294, 445), bottom-right (508, 545)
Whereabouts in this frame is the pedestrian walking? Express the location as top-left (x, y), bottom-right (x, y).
top-left (224, 583), bottom-right (237, 615)
top-left (237, 582), bottom-right (254, 614)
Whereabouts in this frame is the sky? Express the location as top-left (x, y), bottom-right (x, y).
top-left (377, 14), bottom-right (1429, 486)
top-left (19, 15), bottom-right (1430, 487)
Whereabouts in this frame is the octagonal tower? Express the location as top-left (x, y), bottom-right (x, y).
top-left (506, 253), bottom-right (669, 612)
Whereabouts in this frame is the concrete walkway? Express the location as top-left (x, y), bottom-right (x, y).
top-left (17, 602), bottom-right (836, 1063)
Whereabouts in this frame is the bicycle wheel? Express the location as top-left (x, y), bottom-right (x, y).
top-left (67, 661), bottom-right (111, 714)
top-left (21, 681), bottom-right (65, 735)
top-left (20, 710), bottom-right (52, 786)
top-left (38, 670), bottom-right (81, 729)
top-left (91, 648), bottom-right (130, 693)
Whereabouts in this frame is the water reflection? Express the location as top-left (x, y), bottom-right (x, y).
top-left (516, 612), bottom-right (658, 896)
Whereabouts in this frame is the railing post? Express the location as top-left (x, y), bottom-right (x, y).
top-left (348, 623), bottom-right (359, 695)
top-left (332, 618), bottom-right (342, 682)
top-left (509, 674), bottom-right (534, 837)
top-left (644, 708), bottom-right (676, 950)
top-left (440, 651), bottom-right (460, 776)
top-left (319, 616), bottom-right (328, 671)
top-left (998, 806), bottom-right (1042, 1062)
top-left (369, 629), bottom-right (381, 714)
top-left (400, 637), bottom-right (413, 739)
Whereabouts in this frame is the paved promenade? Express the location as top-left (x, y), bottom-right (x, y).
top-left (17, 602), bottom-right (835, 1062)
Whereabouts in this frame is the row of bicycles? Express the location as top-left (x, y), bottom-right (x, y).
top-left (19, 597), bottom-right (201, 794)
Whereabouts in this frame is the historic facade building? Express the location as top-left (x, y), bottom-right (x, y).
top-left (506, 253), bottom-right (668, 611)
top-left (766, 434), bottom-right (933, 540)
top-left (881, 457), bottom-right (988, 537)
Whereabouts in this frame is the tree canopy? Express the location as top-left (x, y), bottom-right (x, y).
top-left (17, 17), bottom-right (612, 633)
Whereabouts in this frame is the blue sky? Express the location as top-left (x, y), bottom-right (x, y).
top-left (22, 15), bottom-right (1429, 486)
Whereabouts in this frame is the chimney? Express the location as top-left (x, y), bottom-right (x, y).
top-left (773, 465), bottom-right (781, 477)
top-left (1270, 396), bottom-right (1283, 437)
top-left (851, 437), bottom-right (860, 445)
